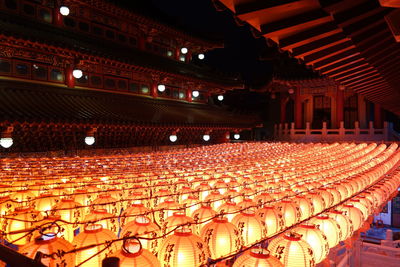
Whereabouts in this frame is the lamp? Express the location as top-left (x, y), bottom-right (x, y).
top-left (72, 69), bottom-right (83, 79)
top-left (234, 133), bottom-right (240, 140)
top-left (181, 47), bottom-right (188, 54)
top-left (217, 95), bottom-right (224, 101)
top-left (198, 53), bottom-right (205, 60)
top-left (192, 90), bottom-right (200, 97)
top-left (0, 126), bottom-right (14, 148)
top-left (85, 128), bottom-right (97, 146)
top-left (157, 84), bottom-right (166, 92)
top-left (59, 6), bottom-right (70, 16)
top-left (203, 134), bottom-right (210, 141)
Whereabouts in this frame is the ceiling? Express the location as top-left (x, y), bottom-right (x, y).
top-left (217, 0), bottom-right (400, 115)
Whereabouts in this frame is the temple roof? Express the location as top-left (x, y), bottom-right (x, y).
top-left (0, 80), bottom-right (258, 128)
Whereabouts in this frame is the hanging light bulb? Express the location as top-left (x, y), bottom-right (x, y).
top-left (198, 54), bottom-right (205, 60)
top-left (169, 134), bottom-right (177, 142)
top-left (59, 6), bottom-right (70, 16)
top-left (72, 69), bottom-right (83, 79)
top-left (0, 137), bottom-right (13, 148)
top-left (234, 134), bottom-right (240, 140)
top-left (192, 90), bottom-right (200, 98)
top-left (85, 136), bottom-right (95, 146)
top-left (217, 95), bottom-right (224, 101)
top-left (203, 134), bottom-right (210, 141)
top-left (181, 47), bottom-right (188, 54)
top-left (157, 84), bottom-right (166, 92)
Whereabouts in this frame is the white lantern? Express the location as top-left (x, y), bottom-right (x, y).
top-left (157, 84), bottom-right (166, 92)
top-left (203, 135), bottom-right (210, 141)
top-left (84, 136), bottom-right (95, 146)
top-left (181, 47), bottom-right (188, 54)
top-left (59, 6), bottom-right (70, 16)
top-left (169, 135), bottom-right (177, 142)
top-left (192, 90), bottom-right (200, 98)
top-left (198, 54), bottom-right (205, 60)
top-left (72, 69), bottom-right (83, 79)
top-left (217, 95), bottom-right (224, 101)
top-left (234, 134), bottom-right (240, 140)
top-left (0, 137), bottom-right (13, 148)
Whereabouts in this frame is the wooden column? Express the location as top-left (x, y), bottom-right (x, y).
top-left (336, 87), bottom-right (344, 129)
top-left (186, 90), bottom-right (192, 102)
top-left (374, 103), bottom-right (383, 129)
top-left (65, 67), bottom-right (74, 88)
top-left (185, 51), bottom-right (192, 62)
top-left (175, 48), bottom-right (181, 61)
top-left (294, 89), bottom-right (302, 129)
top-left (53, 5), bottom-right (63, 27)
top-left (151, 82), bottom-right (158, 98)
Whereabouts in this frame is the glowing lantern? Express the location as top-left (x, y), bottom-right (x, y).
top-left (20, 234), bottom-right (75, 267)
top-left (182, 196), bottom-right (200, 215)
top-left (325, 187), bottom-right (342, 205)
top-left (327, 210), bottom-right (354, 241)
top-left (217, 201), bottom-right (240, 222)
top-left (223, 189), bottom-right (241, 203)
top-left (275, 200), bottom-right (301, 227)
top-left (293, 224), bottom-right (329, 264)
top-left (256, 206), bottom-right (284, 237)
top-left (310, 215), bottom-right (341, 248)
top-left (204, 191), bottom-right (224, 210)
top-left (192, 205), bottom-right (217, 234)
top-left (254, 192), bottom-right (273, 206)
top-left (333, 183), bottom-right (349, 200)
top-left (158, 228), bottom-right (210, 267)
top-left (305, 192), bottom-right (325, 215)
top-left (155, 198), bottom-right (181, 226)
top-left (237, 198), bottom-right (256, 212)
top-left (84, 209), bottom-right (116, 233)
top-left (268, 232), bottom-right (315, 267)
top-left (72, 224), bottom-right (119, 267)
top-left (11, 189), bottom-right (35, 204)
top-left (35, 193), bottom-right (58, 215)
top-left (200, 217), bottom-right (242, 258)
top-left (111, 240), bottom-right (161, 267)
top-left (122, 203), bottom-right (150, 225)
top-left (120, 216), bottom-right (160, 254)
top-left (4, 206), bottom-right (43, 246)
top-left (233, 247), bottom-right (283, 267)
top-left (163, 212), bottom-right (194, 235)
top-left (293, 195), bottom-right (314, 221)
top-left (195, 183), bottom-right (211, 201)
top-left (0, 195), bottom-right (14, 222)
top-left (348, 199), bottom-right (369, 220)
top-left (52, 198), bottom-right (81, 242)
top-left (316, 189), bottom-right (334, 208)
top-left (231, 211), bottom-right (266, 246)
top-left (337, 204), bottom-right (364, 231)
top-left (92, 193), bottom-right (118, 215)
top-left (355, 195), bottom-right (373, 215)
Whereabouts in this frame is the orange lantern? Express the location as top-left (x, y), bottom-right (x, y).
top-left (52, 198), bottom-right (81, 242)
top-left (327, 210), bottom-right (354, 241)
top-left (111, 239), bottom-right (161, 267)
top-left (200, 217), bottom-right (242, 258)
top-left (20, 234), bottom-right (75, 267)
top-left (293, 195), bottom-right (314, 221)
top-left (163, 212), bottom-right (194, 235)
top-left (305, 192), bottom-right (325, 215)
top-left (310, 215), bottom-right (341, 248)
top-left (237, 198), bottom-right (257, 212)
top-left (84, 209), bottom-right (116, 233)
top-left (232, 211), bottom-right (266, 246)
top-left (34, 193), bottom-right (58, 216)
top-left (204, 191), bottom-right (224, 210)
top-left (120, 216), bottom-right (160, 254)
top-left (347, 199), bottom-right (369, 220)
top-left (337, 204), bottom-right (364, 231)
top-left (92, 193), bottom-right (119, 215)
top-left (293, 224), bottom-right (329, 264)
top-left (232, 247), bottom-right (283, 267)
top-left (182, 195), bottom-right (200, 215)
top-left (155, 198), bottom-right (181, 226)
top-left (217, 201), bottom-right (240, 222)
top-left (268, 232), bottom-right (316, 267)
top-left (274, 200), bottom-right (301, 227)
top-left (256, 206), bottom-right (284, 237)
top-left (191, 205), bottom-right (217, 234)
top-left (157, 228), bottom-right (210, 267)
top-left (72, 224), bottom-right (119, 267)
top-left (122, 203), bottom-right (150, 225)
top-left (254, 192), bottom-right (274, 206)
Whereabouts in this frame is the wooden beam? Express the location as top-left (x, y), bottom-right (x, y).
top-left (236, 0), bottom-right (299, 16)
top-left (334, 1), bottom-right (382, 24)
top-left (319, 56), bottom-right (364, 74)
top-left (291, 32), bottom-right (348, 57)
top-left (336, 68), bottom-right (378, 83)
top-left (313, 48), bottom-right (360, 69)
top-left (278, 22), bottom-right (340, 49)
top-left (329, 62), bottom-right (370, 77)
top-left (351, 22), bottom-right (388, 44)
top-left (340, 72), bottom-right (382, 86)
top-left (261, 9), bottom-right (331, 36)
top-left (341, 10), bottom-right (390, 35)
top-left (350, 80), bottom-right (387, 91)
top-left (303, 40), bottom-right (354, 64)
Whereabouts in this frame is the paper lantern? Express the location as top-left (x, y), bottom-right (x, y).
top-left (84, 209), bottom-right (116, 233)
top-left (325, 187), bottom-right (342, 205)
top-left (191, 205), bottom-right (217, 234)
top-left (155, 198), bottom-right (181, 226)
top-left (232, 211), bottom-right (266, 246)
top-left (217, 201), bottom-right (240, 222)
top-left (204, 191), bottom-right (224, 210)
top-left (52, 198), bottom-right (81, 242)
top-left (293, 196), bottom-right (314, 221)
top-left (158, 228), bottom-right (210, 267)
top-left (195, 182), bottom-right (211, 201)
top-left (0, 195), bottom-right (14, 223)
top-left (256, 206), bottom-right (284, 237)
top-left (316, 189), bottom-right (334, 208)
top-left (200, 217), bottom-right (242, 258)
top-left (163, 212), bottom-right (194, 235)
top-left (4, 206), bottom-right (43, 246)
top-left (20, 234), bottom-right (75, 267)
top-left (293, 224), bottom-right (329, 264)
top-left (327, 210), bottom-right (354, 241)
top-left (232, 247), bottom-right (283, 267)
top-left (347, 199), bottom-right (369, 220)
top-left (305, 193), bottom-right (325, 215)
top-left (92, 193), bottom-right (119, 215)
top-left (268, 232), bottom-right (316, 267)
top-left (111, 240), bottom-right (160, 267)
top-left (11, 189), bottom-right (35, 204)
top-left (120, 216), bottom-right (160, 254)
top-left (122, 203), bottom-right (150, 225)
top-left (254, 192), bottom-right (274, 206)
top-left (274, 200), bottom-right (301, 227)
top-left (337, 204), bottom-right (364, 231)
top-left (237, 198), bottom-right (256, 212)
top-left (309, 215), bottom-right (341, 248)
top-left (182, 196), bottom-right (200, 215)
top-left (72, 224), bottom-right (119, 267)
top-left (223, 189), bottom-right (241, 203)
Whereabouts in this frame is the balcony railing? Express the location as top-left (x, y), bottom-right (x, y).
top-left (274, 121), bottom-right (396, 142)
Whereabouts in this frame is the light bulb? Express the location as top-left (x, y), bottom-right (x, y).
top-left (158, 84), bottom-right (166, 92)
top-left (169, 135), bottom-right (177, 142)
top-left (85, 136), bottom-right (95, 146)
top-left (181, 47), bottom-right (188, 54)
top-left (59, 6), bottom-right (70, 16)
top-left (203, 135), bottom-right (210, 141)
top-left (72, 69), bottom-right (83, 79)
top-left (198, 54), bottom-right (205, 60)
top-left (234, 134), bottom-right (240, 140)
top-left (217, 95), bottom-right (224, 101)
top-left (192, 91), bottom-right (200, 98)
top-left (0, 137), bottom-right (13, 148)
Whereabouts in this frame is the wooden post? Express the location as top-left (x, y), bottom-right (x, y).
top-left (65, 66), bottom-right (75, 88)
top-left (374, 103), bottom-right (383, 129)
top-left (336, 87), bottom-right (344, 129)
top-left (294, 89), bottom-right (302, 129)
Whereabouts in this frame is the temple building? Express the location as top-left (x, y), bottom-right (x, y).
top-left (0, 0), bottom-right (399, 267)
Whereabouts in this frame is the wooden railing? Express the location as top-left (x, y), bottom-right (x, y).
top-left (274, 121), bottom-right (397, 142)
